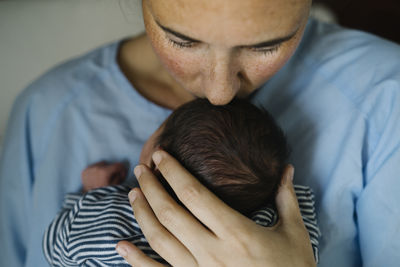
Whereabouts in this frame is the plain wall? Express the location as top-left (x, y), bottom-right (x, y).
top-left (0, 0), bottom-right (144, 150)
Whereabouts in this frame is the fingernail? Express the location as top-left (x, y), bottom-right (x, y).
top-left (128, 189), bottom-right (137, 204)
top-left (152, 151), bottom-right (162, 165)
top-left (116, 244), bottom-right (128, 257)
top-left (134, 165), bottom-right (142, 178)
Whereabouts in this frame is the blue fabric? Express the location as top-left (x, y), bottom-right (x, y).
top-left (1, 18), bottom-right (399, 266)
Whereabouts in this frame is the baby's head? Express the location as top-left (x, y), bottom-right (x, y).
top-left (140, 98), bottom-right (289, 215)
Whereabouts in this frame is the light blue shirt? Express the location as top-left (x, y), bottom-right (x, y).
top-left (1, 18), bottom-right (400, 267)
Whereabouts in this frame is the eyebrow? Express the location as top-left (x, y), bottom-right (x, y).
top-left (156, 20), bottom-right (298, 48)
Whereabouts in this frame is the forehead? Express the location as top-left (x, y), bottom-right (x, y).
top-left (146, 0), bottom-right (311, 45)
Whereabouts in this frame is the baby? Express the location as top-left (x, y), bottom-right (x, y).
top-left (43, 98), bottom-right (320, 266)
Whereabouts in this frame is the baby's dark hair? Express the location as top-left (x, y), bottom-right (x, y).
top-left (156, 98), bottom-right (290, 215)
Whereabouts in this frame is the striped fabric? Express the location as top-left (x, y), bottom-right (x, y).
top-left (43, 185), bottom-right (320, 266)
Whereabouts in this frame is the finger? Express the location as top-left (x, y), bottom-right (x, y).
top-left (109, 174), bottom-right (125, 185)
top-left (116, 241), bottom-right (164, 267)
top-left (107, 163), bottom-right (127, 183)
top-left (106, 162), bottom-right (127, 175)
top-left (135, 164), bottom-right (215, 247)
top-left (128, 187), bottom-right (196, 266)
top-left (275, 165), bottom-right (304, 228)
top-left (151, 150), bottom-right (248, 237)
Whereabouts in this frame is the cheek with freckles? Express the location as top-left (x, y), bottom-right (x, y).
top-left (248, 54), bottom-right (290, 86)
top-left (245, 35), bottom-right (305, 89)
top-left (157, 46), bottom-right (188, 77)
top-left (151, 39), bottom-right (205, 95)
top-left (144, 13), bottom-right (201, 93)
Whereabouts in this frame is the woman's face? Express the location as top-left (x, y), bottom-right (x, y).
top-left (142, 0), bottom-right (311, 105)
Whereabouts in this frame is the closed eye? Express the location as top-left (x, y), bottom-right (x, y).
top-left (168, 38), bottom-right (196, 48)
top-left (157, 19), bottom-right (294, 56)
top-left (249, 44), bottom-right (281, 55)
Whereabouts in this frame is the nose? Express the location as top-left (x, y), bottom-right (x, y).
top-left (204, 51), bottom-right (241, 105)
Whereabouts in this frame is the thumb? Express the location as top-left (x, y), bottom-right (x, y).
top-left (275, 165), bottom-right (303, 227)
top-left (116, 241), bottom-right (163, 267)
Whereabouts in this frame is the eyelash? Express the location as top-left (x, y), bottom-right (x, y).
top-left (167, 38), bottom-right (281, 56)
top-left (168, 38), bottom-right (194, 48)
top-left (250, 45), bottom-right (281, 56)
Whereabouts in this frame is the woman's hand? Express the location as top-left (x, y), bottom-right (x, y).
top-left (116, 150), bottom-right (316, 267)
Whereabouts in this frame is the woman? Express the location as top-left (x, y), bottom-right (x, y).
top-left (0, 0), bottom-right (399, 266)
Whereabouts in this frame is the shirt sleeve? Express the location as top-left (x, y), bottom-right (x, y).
top-left (42, 186), bottom-right (148, 266)
top-left (356, 79), bottom-right (400, 266)
top-left (0, 92), bottom-right (36, 267)
top-left (42, 193), bottom-right (83, 266)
